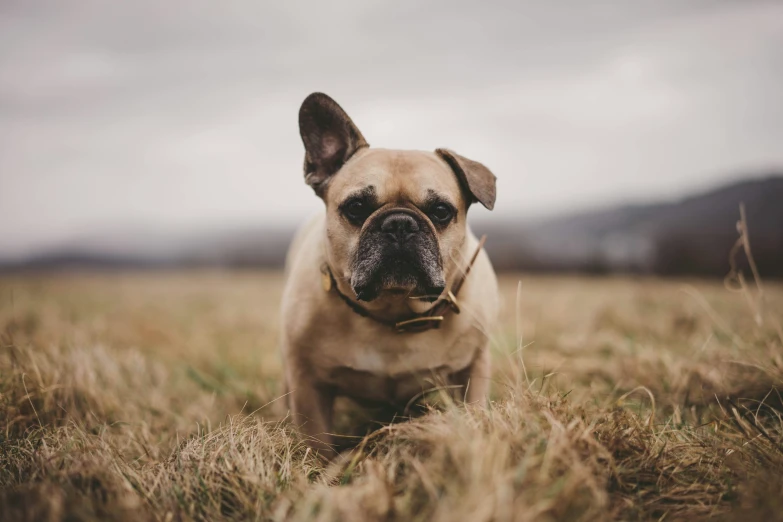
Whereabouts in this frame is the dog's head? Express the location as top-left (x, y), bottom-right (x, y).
top-left (299, 92), bottom-right (496, 303)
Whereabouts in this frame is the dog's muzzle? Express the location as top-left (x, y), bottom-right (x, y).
top-left (350, 207), bottom-right (445, 301)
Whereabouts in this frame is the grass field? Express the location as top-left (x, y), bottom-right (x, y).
top-left (1, 269), bottom-right (782, 521)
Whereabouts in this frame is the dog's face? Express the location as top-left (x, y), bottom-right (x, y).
top-left (322, 148), bottom-right (468, 302)
top-left (298, 93), bottom-right (496, 303)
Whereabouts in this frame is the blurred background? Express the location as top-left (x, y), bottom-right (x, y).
top-left (1, 0), bottom-right (782, 276)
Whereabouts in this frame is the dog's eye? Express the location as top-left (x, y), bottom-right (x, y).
top-left (343, 200), bottom-right (370, 223)
top-left (429, 203), bottom-right (454, 224)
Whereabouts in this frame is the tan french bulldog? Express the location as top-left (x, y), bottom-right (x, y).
top-left (280, 93), bottom-right (499, 457)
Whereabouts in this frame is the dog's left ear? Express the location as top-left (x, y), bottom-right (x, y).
top-left (435, 148), bottom-right (497, 210)
top-left (299, 92), bottom-right (368, 196)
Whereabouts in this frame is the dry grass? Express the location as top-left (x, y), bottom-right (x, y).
top-left (1, 266), bottom-right (782, 521)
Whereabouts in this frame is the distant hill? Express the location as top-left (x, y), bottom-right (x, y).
top-left (2, 175), bottom-right (782, 277)
top-left (476, 175), bottom-right (783, 276)
top-left (0, 226), bottom-right (295, 271)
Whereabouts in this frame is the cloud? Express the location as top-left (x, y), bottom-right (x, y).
top-left (1, 0), bottom-right (782, 256)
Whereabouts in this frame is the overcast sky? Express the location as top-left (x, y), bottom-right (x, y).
top-left (1, 0), bottom-right (782, 257)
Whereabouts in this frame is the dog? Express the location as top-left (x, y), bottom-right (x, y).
top-left (280, 93), bottom-right (499, 458)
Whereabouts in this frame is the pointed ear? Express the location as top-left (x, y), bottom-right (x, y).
top-left (435, 148), bottom-right (497, 210)
top-left (298, 92), bottom-right (368, 196)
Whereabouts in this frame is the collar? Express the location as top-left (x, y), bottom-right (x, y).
top-left (320, 235), bottom-right (487, 334)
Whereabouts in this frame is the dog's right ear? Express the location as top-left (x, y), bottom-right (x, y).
top-left (298, 93), bottom-right (368, 196)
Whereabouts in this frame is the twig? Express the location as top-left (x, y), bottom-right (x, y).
top-left (724, 203), bottom-right (783, 344)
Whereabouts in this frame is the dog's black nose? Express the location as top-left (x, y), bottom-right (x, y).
top-left (381, 213), bottom-right (419, 243)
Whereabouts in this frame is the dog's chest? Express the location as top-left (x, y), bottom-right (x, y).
top-left (337, 327), bottom-right (474, 372)
top-left (328, 363), bottom-right (456, 405)
top-left (315, 326), bottom-right (479, 403)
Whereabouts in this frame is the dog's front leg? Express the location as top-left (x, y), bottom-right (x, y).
top-left (454, 345), bottom-right (491, 405)
top-left (287, 368), bottom-right (336, 458)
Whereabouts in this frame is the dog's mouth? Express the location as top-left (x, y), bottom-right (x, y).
top-left (350, 247), bottom-right (445, 302)
top-left (349, 209), bottom-right (445, 302)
